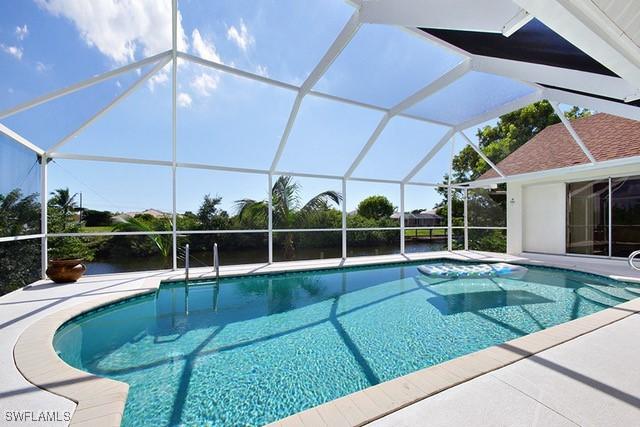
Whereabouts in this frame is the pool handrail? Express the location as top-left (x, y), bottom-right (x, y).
top-left (629, 250), bottom-right (640, 271)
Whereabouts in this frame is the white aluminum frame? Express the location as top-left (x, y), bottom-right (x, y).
top-left (2, 0), bottom-right (638, 277)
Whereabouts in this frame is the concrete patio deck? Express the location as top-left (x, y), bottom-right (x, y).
top-left (1, 250), bottom-right (639, 426)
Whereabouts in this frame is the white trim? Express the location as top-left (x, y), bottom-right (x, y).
top-left (502, 9), bottom-right (533, 37)
top-left (48, 231), bottom-right (173, 237)
top-left (467, 226), bottom-right (508, 230)
top-left (40, 156), bottom-right (47, 278)
top-left (463, 188), bottom-right (469, 250)
top-left (403, 128), bottom-right (456, 183)
top-left (550, 101), bottom-right (596, 164)
top-left (344, 61), bottom-right (469, 178)
top-left (270, 94), bottom-right (303, 172)
top-left (404, 226), bottom-right (448, 230)
top-left (341, 178), bottom-right (347, 259)
top-left (469, 154), bottom-right (640, 187)
top-left (0, 123), bottom-right (44, 156)
top-left (511, 0), bottom-right (640, 92)
top-left (447, 137), bottom-right (454, 251)
top-left (470, 54), bottom-right (637, 101)
top-left (171, 0), bottom-right (178, 271)
top-left (543, 87), bottom-right (640, 122)
top-left (0, 51), bottom-right (172, 120)
top-left (269, 12), bottom-right (361, 173)
top-left (344, 114), bottom-right (391, 178)
top-left (400, 183), bottom-right (405, 254)
top-left (178, 229), bottom-right (268, 235)
top-left (458, 131), bottom-right (505, 177)
top-left (346, 227), bottom-right (401, 232)
top-left (273, 228), bottom-right (342, 233)
top-left (455, 90), bottom-right (542, 131)
top-left (49, 152), bottom-right (172, 167)
top-left (178, 52), bottom-right (298, 92)
top-left (268, 173), bottom-right (273, 263)
top-left (47, 57), bottom-right (171, 154)
top-left (0, 234), bottom-right (44, 243)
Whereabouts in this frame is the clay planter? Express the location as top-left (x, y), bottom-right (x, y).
top-left (46, 259), bottom-right (87, 283)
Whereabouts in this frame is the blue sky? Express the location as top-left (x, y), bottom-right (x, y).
top-left (1, 0), bottom-right (530, 216)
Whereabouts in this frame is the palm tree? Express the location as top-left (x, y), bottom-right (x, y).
top-left (235, 176), bottom-right (342, 259)
top-left (112, 215), bottom-right (172, 257)
top-left (49, 188), bottom-right (77, 220)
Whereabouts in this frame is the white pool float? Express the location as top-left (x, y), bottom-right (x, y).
top-left (418, 262), bottom-right (528, 279)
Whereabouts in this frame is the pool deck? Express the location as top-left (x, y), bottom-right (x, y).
top-left (1, 250), bottom-right (639, 426)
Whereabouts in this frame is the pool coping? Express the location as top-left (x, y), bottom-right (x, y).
top-left (11, 254), bottom-right (640, 427)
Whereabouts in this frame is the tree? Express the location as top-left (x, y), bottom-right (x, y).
top-left (356, 195), bottom-right (394, 220)
top-left (197, 194), bottom-right (230, 230)
top-left (49, 188), bottom-right (78, 224)
top-left (235, 176), bottom-right (342, 259)
top-left (451, 101), bottom-right (591, 182)
top-left (436, 101), bottom-right (590, 252)
top-left (0, 189), bottom-right (41, 295)
top-left (0, 189), bottom-right (40, 235)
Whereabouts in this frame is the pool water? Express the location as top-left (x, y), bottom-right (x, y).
top-left (53, 261), bottom-right (640, 426)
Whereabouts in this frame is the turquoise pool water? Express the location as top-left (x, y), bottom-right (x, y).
top-left (53, 261), bottom-right (640, 426)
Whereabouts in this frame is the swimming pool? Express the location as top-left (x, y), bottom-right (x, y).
top-left (53, 260), bottom-right (639, 426)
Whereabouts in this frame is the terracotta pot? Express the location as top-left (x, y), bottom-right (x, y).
top-left (46, 259), bottom-right (87, 283)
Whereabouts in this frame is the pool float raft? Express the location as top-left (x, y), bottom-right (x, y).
top-left (418, 262), bottom-right (528, 279)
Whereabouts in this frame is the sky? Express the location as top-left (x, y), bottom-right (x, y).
top-left (1, 0), bottom-right (536, 216)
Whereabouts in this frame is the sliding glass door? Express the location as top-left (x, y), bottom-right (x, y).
top-left (611, 176), bottom-right (640, 257)
top-left (567, 175), bottom-right (640, 258)
top-left (566, 180), bottom-right (609, 256)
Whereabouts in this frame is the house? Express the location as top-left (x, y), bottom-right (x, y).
top-left (112, 208), bottom-right (171, 223)
top-left (476, 113), bottom-right (640, 259)
top-left (390, 210), bottom-right (444, 227)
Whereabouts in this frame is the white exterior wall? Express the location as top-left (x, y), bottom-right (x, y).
top-left (522, 183), bottom-right (566, 254)
top-left (506, 183), bottom-right (523, 254)
top-left (505, 163), bottom-right (640, 256)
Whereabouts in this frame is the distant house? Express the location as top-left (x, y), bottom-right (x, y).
top-left (112, 208), bottom-right (170, 223)
top-left (390, 210), bottom-right (443, 227)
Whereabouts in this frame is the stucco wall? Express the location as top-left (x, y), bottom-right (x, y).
top-left (522, 183), bottom-right (566, 254)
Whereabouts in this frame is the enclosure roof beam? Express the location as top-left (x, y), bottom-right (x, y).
top-left (549, 100), bottom-right (596, 164)
top-left (0, 123), bottom-right (44, 156)
top-left (402, 127), bottom-right (456, 184)
top-left (178, 52), bottom-right (298, 92)
top-left (46, 57), bottom-right (172, 155)
top-left (344, 59), bottom-right (470, 179)
top-left (0, 50), bottom-right (172, 120)
top-left (456, 89), bottom-right (542, 131)
top-left (457, 131), bottom-right (505, 177)
top-left (269, 11), bottom-right (361, 173)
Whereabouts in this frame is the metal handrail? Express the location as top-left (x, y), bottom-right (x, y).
top-left (629, 250), bottom-right (640, 271)
top-left (184, 244), bottom-right (190, 280)
top-left (213, 243), bottom-right (219, 281)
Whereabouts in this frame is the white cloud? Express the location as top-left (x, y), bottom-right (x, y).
top-left (35, 61), bottom-right (50, 72)
top-left (177, 92), bottom-right (192, 108)
top-left (226, 19), bottom-right (254, 52)
top-left (190, 72), bottom-right (218, 97)
top-left (16, 24), bottom-right (29, 40)
top-left (189, 29), bottom-right (223, 96)
top-left (191, 29), bottom-right (221, 63)
top-left (255, 64), bottom-right (268, 77)
top-left (36, 0), bottom-right (188, 64)
top-left (148, 70), bottom-right (168, 92)
top-left (1, 44), bottom-right (23, 60)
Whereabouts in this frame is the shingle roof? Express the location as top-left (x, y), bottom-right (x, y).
top-left (478, 113), bottom-right (640, 180)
